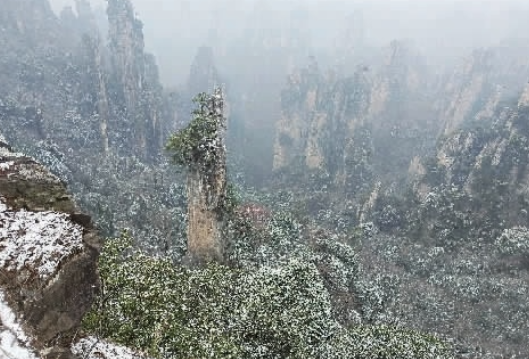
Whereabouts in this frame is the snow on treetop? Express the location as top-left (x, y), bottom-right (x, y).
top-left (0, 210), bottom-right (84, 281)
top-left (72, 336), bottom-right (152, 359)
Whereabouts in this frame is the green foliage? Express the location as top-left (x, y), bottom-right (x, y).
top-left (83, 232), bottom-right (340, 358)
top-left (165, 92), bottom-right (225, 171)
top-left (221, 181), bottom-right (242, 215)
top-left (347, 324), bottom-right (452, 358)
top-left (83, 232), bottom-right (242, 358)
top-left (83, 231), bottom-right (452, 358)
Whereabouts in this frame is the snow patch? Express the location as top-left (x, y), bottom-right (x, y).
top-left (0, 211), bottom-right (84, 280)
top-left (0, 199), bottom-right (6, 213)
top-left (0, 161), bottom-right (14, 171)
top-left (0, 147), bottom-right (24, 158)
top-left (16, 164), bottom-right (62, 184)
top-left (72, 337), bottom-right (150, 359)
top-left (0, 290), bottom-right (39, 359)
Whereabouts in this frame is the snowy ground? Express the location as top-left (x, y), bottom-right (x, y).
top-left (0, 210), bottom-right (84, 281)
top-left (0, 290), bottom-right (39, 359)
top-left (72, 337), bottom-right (151, 359)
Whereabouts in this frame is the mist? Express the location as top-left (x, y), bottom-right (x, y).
top-left (4, 0), bottom-right (529, 357)
top-left (48, 0), bottom-right (529, 87)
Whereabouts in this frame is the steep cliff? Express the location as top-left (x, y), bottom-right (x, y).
top-left (273, 41), bottom-right (434, 219)
top-left (0, 135), bottom-right (101, 359)
top-left (435, 41), bottom-right (529, 137)
top-left (1, 0), bottom-right (167, 159)
top-left (274, 59), bottom-right (373, 210)
top-left (106, 0), bottom-right (164, 159)
top-left (409, 86), bottom-right (529, 245)
top-left (0, 0), bottom-right (187, 256)
top-left (393, 41), bottom-right (529, 244)
top-left (166, 89), bottom-right (228, 264)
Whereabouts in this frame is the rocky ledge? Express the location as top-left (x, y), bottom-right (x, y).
top-left (0, 135), bottom-right (146, 359)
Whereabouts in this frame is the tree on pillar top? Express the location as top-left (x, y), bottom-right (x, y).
top-left (166, 88), bottom-right (228, 265)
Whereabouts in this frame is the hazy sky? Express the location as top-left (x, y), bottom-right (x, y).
top-left (48, 0), bottom-right (529, 86)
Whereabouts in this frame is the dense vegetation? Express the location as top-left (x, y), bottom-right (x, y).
top-left (83, 231), bottom-right (452, 359)
top-left (2, 0), bottom-right (529, 357)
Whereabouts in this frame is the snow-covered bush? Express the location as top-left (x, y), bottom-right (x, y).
top-left (83, 232), bottom-right (452, 359)
top-left (495, 226), bottom-right (529, 256)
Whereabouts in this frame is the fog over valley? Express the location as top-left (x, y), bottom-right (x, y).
top-left (49, 0), bottom-right (529, 85)
top-left (2, 0), bottom-right (529, 358)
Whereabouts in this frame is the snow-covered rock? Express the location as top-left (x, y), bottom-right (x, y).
top-left (0, 139), bottom-right (100, 359)
top-left (0, 140), bottom-right (75, 213)
top-left (0, 290), bottom-right (40, 359)
top-left (0, 211), bottom-right (84, 281)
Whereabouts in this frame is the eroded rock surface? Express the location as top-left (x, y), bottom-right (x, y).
top-left (0, 135), bottom-right (100, 359)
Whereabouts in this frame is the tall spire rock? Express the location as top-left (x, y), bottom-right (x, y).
top-left (107, 0), bottom-right (144, 108)
top-left (107, 0), bottom-right (163, 159)
top-left (166, 89), bottom-right (228, 265)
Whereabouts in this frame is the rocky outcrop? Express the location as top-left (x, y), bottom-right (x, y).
top-left (435, 42), bottom-right (529, 137)
top-left (0, 136), bottom-right (100, 359)
top-left (166, 89), bottom-right (228, 265)
top-left (272, 41), bottom-right (435, 219)
top-left (106, 0), bottom-right (164, 159)
top-left (408, 82), bottom-right (529, 244)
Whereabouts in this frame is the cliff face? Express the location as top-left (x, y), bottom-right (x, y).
top-left (0, 0), bottom-right (188, 255)
top-left (273, 41), bottom-right (434, 218)
top-left (367, 41), bottom-right (435, 182)
top-left (1, 0), bottom-right (167, 160)
top-left (0, 135), bottom-right (100, 359)
top-left (400, 42), bottom-right (529, 243)
top-left (409, 92), bottom-right (529, 244)
top-left (273, 39), bottom-right (529, 231)
top-left (435, 42), bottom-right (529, 137)
top-left (105, 0), bottom-right (164, 159)
top-left (274, 61), bottom-right (373, 201)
